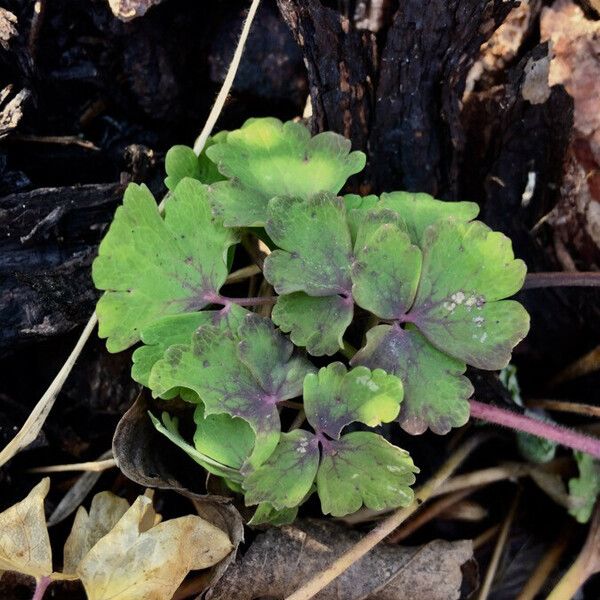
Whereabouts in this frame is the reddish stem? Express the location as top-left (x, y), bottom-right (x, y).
top-left (32, 576), bottom-right (51, 600)
top-left (204, 292), bottom-right (277, 307)
top-left (524, 272), bottom-right (600, 289)
top-left (469, 399), bottom-right (600, 459)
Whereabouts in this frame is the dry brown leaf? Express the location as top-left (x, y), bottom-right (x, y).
top-left (63, 491), bottom-right (130, 574)
top-left (0, 478), bottom-right (52, 581)
top-left (77, 495), bottom-right (233, 600)
top-left (208, 520), bottom-right (474, 600)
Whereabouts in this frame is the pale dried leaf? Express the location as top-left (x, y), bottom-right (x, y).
top-left (77, 495), bottom-right (233, 600)
top-left (0, 8), bottom-right (17, 50)
top-left (209, 520), bottom-right (474, 600)
top-left (107, 0), bottom-right (165, 21)
top-left (0, 478), bottom-right (52, 580)
top-left (0, 86), bottom-right (30, 138)
top-left (63, 492), bottom-right (130, 574)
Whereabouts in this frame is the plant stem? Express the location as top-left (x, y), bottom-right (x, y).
top-left (469, 399), bottom-right (600, 459)
top-left (478, 489), bottom-right (521, 600)
top-left (547, 504), bottom-right (600, 600)
top-left (526, 398), bottom-right (600, 418)
top-left (284, 434), bottom-right (487, 600)
top-left (32, 576), bottom-right (51, 600)
top-left (192, 0), bottom-right (262, 155)
top-left (517, 523), bottom-right (572, 600)
top-left (221, 295), bottom-right (277, 307)
top-left (524, 272), bottom-right (600, 289)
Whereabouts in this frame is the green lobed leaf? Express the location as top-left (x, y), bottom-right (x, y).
top-left (244, 430), bottom-right (320, 510)
top-left (378, 191), bottom-right (479, 243)
top-left (408, 219), bottom-right (529, 370)
top-left (351, 325), bottom-right (472, 435)
top-left (244, 364), bottom-right (414, 517)
top-left (93, 179), bottom-right (238, 352)
top-left (351, 214), bottom-right (422, 320)
top-left (249, 503), bottom-right (299, 527)
top-left (149, 312), bottom-right (315, 471)
top-left (265, 192), bottom-right (355, 356)
top-left (265, 193), bottom-right (353, 297)
top-left (149, 412), bottom-right (242, 481)
top-left (193, 404), bottom-right (255, 470)
top-left (317, 432), bottom-right (418, 517)
top-left (568, 452), bottom-right (600, 523)
top-left (131, 312), bottom-right (214, 395)
top-left (206, 117), bottom-right (366, 227)
top-left (164, 132), bottom-right (228, 191)
top-left (344, 194), bottom-right (379, 243)
top-left (271, 293), bottom-right (354, 357)
top-left (303, 362), bottom-right (403, 439)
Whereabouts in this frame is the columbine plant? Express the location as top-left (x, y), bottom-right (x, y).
top-left (93, 117), bottom-right (530, 522)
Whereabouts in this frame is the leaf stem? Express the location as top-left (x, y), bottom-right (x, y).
top-left (221, 295), bottom-right (278, 307)
top-left (32, 576), bottom-right (51, 600)
top-left (469, 399), bottom-right (600, 459)
top-left (284, 434), bottom-right (487, 600)
top-left (524, 272), bottom-right (600, 289)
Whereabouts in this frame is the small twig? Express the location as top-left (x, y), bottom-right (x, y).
top-left (28, 458), bottom-right (116, 474)
top-left (27, 0), bottom-right (46, 62)
top-left (31, 576), bottom-right (51, 600)
top-left (434, 463), bottom-right (531, 497)
top-left (216, 294), bottom-right (277, 307)
top-left (516, 523), bottom-right (573, 600)
top-left (478, 488), bottom-right (521, 600)
top-left (473, 524), bottom-right (501, 550)
top-left (280, 400), bottom-right (303, 410)
top-left (225, 264), bottom-right (262, 284)
top-left (549, 345), bottom-right (600, 387)
top-left (284, 434), bottom-right (487, 600)
top-left (388, 487), bottom-right (478, 543)
top-left (523, 272), bottom-right (600, 289)
top-left (469, 399), bottom-right (600, 459)
top-left (8, 134), bottom-right (99, 151)
top-left (192, 0), bottom-right (262, 155)
top-left (0, 315), bottom-right (97, 468)
top-left (547, 502), bottom-right (600, 599)
top-left (526, 398), bottom-right (600, 418)
top-left (288, 408), bottom-right (306, 431)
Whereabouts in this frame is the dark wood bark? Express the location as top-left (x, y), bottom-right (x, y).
top-left (0, 183), bottom-right (124, 354)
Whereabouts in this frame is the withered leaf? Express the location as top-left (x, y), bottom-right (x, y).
top-left (208, 520), bottom-right (474, 600)
top-left (0, 478), bottom-right (52, 581)
top-left (77, 494), bottom-right (233, 600)
top-left (63, 491), bottom-right (130, 574)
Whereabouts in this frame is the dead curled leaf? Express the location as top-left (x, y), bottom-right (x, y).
top-left (113, 393), bottom-right (230, 502)
top-left (208, 520), bottom-right (475, 600)
top-left (0, 478), bottom-right (52, 581)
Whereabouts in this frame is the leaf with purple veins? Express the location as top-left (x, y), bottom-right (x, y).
top-left (149, 313), bottom-right (315, 470)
